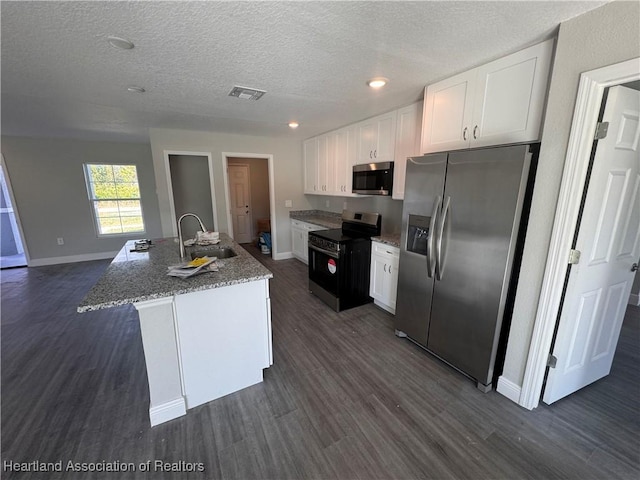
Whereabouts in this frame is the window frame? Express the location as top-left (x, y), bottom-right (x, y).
top-left (83, 163), bottom-right (147, 237)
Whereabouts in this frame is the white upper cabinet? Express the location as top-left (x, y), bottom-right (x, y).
top-left (421, 39), bottom-right (554, 154)
top-left (303, 103), bottom-right (422, 198)
top-left (304, 135), bottom-right (334, 194)
top-left (421, 71), bottom-right (475, 153)
top-left (392, 101), bottom-right (423, 200)
top-left (332, 125), bottom-right (358, 196)
top-left (357, 111), bottom-right (397, 164)
top-left (303, 138), bottom-right (318, 194)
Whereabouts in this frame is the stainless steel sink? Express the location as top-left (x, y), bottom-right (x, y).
top-left (190, 247), bottom-right (237, 260)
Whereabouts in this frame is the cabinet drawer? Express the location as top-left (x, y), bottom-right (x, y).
top-left (372, 242), bottom-right (399, 258)
top-left (292, 219), bottom-right (326, 230)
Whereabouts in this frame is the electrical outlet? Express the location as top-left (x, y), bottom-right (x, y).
top-left (57, 237), bottom-right (64, 245)
top-left (285, 200), bottom-right (292, 208)
top-left (325, 200), bottom-right (330, 208)
top-left (343, 201), bottom-right (348, 210)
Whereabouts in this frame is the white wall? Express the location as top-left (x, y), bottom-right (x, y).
top-left (501, 0), bottom-right (640, 388)
top-left (148, 128), bottom-right (311, 256)
top-left (0, 136), bottom-right (162, 264)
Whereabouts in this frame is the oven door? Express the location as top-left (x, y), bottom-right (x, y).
top-left (308, 244), bottom-right (342, 298)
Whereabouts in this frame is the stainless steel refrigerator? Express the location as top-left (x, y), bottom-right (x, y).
top-left (394, 144), bottom-right (536, 391)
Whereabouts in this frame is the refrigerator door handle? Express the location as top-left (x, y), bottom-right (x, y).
top-left (426, 196), bottom-right (442, 278)
top-left (435, 196), bottom-right (451, 281)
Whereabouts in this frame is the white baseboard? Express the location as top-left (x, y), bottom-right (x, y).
top-left (273, 251), bottom-right (294, 260)
top-left (496, 376), bottom-right (522, 405)
top-left (29, 251), bottom-right (118, 267)
top-left (149, 397), bottom-right (186, 427)
top-left (628, 293), bottom-right (640, 306)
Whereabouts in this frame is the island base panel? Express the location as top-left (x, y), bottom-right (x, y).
top-left (134, 297), bottom-right (187, 426)
top-left (174, 279), bottom-right (272, 409)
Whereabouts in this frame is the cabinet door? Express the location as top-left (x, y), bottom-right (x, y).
top-left (291, 225), bottom-right (305, 261)
top-left (421, 71), bottom-right (476, 154)
top-left (387, 255), bottom-right (399, 310)
top-left (393, 102), bottom-right (422, 200)
top-left (369, 254), bottom-right (387, 301)
top-left (333, 128), bottom-right (349, 195)
top-left (317, 135), bottom-right (330, 194)
top-left (357, 121), bottom-right (376, 164)
top-left (374, 111), bottom-right (397, 162)
top-left (471, 39), bottom-right (553, 148)
top-left (303, 138), bottom-right (318, 194)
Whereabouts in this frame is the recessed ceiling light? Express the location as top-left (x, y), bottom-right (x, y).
top-left (288, 122), bottom-right (299, 129)
top-left (126, 86), bottom-right (145, 93)
top-left (108, 36), bottom-right (135, 50)
top-left (367, 77), bottom-right (388, 89)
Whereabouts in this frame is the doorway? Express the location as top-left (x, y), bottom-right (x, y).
top-left (0, 158), bottom-right (27, 269)
top-left (165, 151), bottom-right (218, 240)
top-left (542, 84), bottom-right (639, 404)
top-left (222, 153), bottom-right (275, 258)
top-left (519, 58), bottom-right (640, 410)
top-left (227, 163), bottom-right (253, 244)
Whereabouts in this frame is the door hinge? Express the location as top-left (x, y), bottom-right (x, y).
top-left (547, 354), bottom-right (557, 368)
top-left (594, 121), bottom-right (609, 140)
top-left (568, 249), bottom-right (581, 265)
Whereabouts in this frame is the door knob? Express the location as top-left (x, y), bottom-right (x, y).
top-left (632, 263), bottom-right (638, 272)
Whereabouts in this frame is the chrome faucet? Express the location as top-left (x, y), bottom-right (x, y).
top-left (177, 213), bottom-right (208, 259)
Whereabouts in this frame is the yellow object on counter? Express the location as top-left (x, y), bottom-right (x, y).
top-left (188, 256), bottom-right (211, 267)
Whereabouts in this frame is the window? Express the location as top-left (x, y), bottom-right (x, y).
top-left (84, 164), bottom-right (145, 235)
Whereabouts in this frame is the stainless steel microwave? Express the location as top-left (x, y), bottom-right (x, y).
top-left (352, 162), bottom-right (394, 196)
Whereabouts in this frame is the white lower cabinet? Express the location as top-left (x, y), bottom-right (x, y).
top-left (291, 219), bottom-right (326, 264)
top-left (370, 242), bottom-right (399, 314)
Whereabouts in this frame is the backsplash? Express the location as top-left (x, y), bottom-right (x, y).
top-left (306, 196), bottom-right (403, 234)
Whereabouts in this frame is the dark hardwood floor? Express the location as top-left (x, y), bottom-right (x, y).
top-left (1, 246), bottom-right (638, 479)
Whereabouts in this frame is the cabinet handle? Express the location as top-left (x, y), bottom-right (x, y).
top-left (473, 125), bottom-right (478, 139)
top-left (463, 127), bottom-right (468, 141)
top-left (383, 264), bottom-right (387, 273)
top-left (370, 150), bottom-right (373, 159)
top-left (388, 265), bottom-right (392, 274)
top-left (374, 150), bottom-right (377, 158)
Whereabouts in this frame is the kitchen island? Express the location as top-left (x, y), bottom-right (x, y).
top-left (78, 234), bottom-right (273, 426)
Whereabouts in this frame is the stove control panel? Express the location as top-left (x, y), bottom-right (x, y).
top-left (308, 235), bottom-right (340, 254)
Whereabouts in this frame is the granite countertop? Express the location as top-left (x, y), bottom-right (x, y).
top-left (289, 210), bottom-right (342, 229)
top-left (372, 233), bottom-right (401, 248)
top-left (77, 233), bottom-right (273, 313)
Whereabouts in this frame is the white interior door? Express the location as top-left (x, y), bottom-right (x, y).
top-left (543, 85), bottom-right (640, 404)
top-left (228, 164), bottom-right (252, 244)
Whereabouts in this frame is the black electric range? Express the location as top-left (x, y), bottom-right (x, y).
top-left (308, 211), bottom-right (381, 312)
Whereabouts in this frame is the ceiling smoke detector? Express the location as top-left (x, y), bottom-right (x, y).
top-left (228, 86), bottom-right (266, 101)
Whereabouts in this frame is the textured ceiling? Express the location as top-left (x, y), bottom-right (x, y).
top-left (1, 1), bottom-right (609, 143)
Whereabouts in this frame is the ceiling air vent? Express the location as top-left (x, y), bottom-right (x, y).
top-left (228, 86), bottom-right (266, 101)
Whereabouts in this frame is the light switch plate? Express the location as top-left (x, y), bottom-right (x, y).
top-left (285, 200), bottom-right (292, 208)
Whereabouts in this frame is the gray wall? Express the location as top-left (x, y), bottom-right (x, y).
top-left (1, 136), bottom-right (162, 262)
top-left (228, 157), bottom-right (271, 239)
top-left (169, 154), bottom-right (215, 239)
top-left (306, 195), bottom-right (404, 235)
top-left (501, 0), bottom-right (640, 388)
top-left (148, 128), bottom-right (311, 257)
